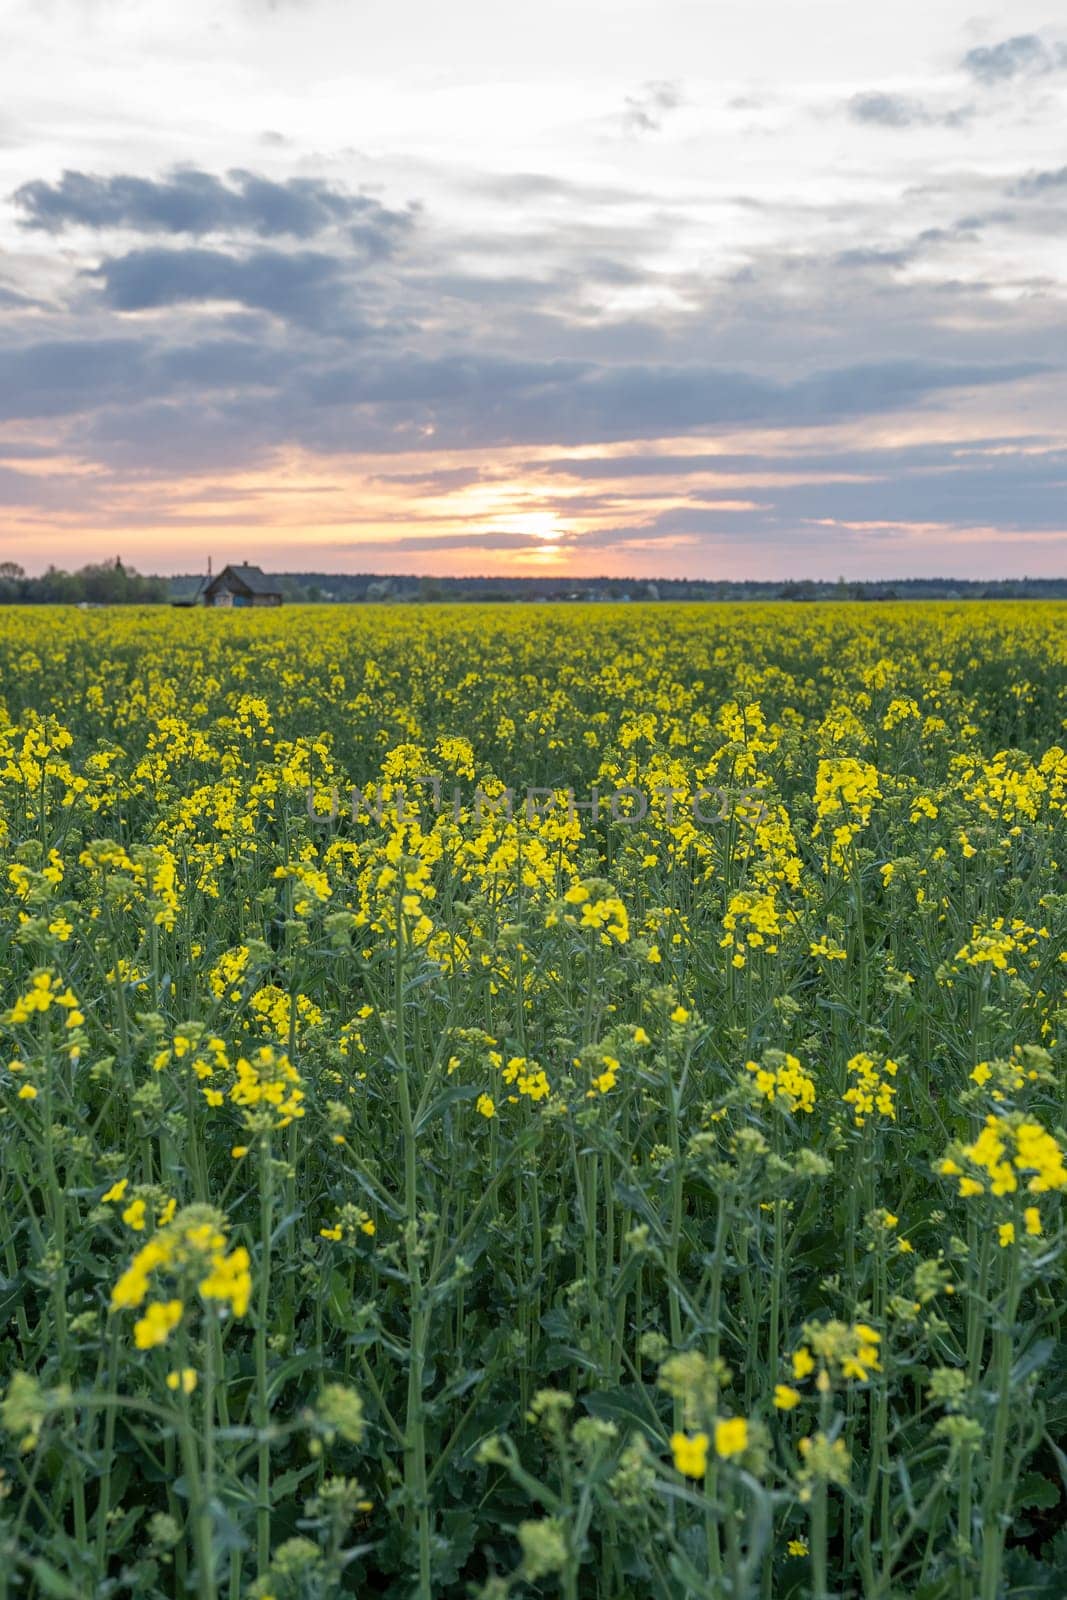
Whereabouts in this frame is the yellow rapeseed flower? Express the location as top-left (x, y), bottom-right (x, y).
top-left (670, 1431), bottom-right (708, 1478)
top-left (133, 1299), bottom-right (183, 1350)
top-left (714, 1418), bottom-right (748, 1458)
top-left (166, 1369), bottom-right (198, 1394)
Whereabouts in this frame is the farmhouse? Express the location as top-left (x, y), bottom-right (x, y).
top-left (201, 564), bottom-right (283, 608)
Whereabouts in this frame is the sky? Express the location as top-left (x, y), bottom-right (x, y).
top-left (0, 0), bottom-right (1065, 580)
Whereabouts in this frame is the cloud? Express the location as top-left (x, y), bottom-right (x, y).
top-left (13, 167), bottom-right (415, 248)
top-left (86, 245), bottom-right (370, 331)
top-left (153, 336), bottom-right (291, 388)
top-left (832, 245), bottom-right (914, 270)
top-left (1, 127), bottom-right (1064, 558)
top-left (848, 92), bottom-right (925, 128)
top-left (961, 33), bottom-right (1067, 84)
top-left (780, 359), bottom-right (1036, 418)
top-left (846, 92), bottom-right (971, 129)
top-left (466, 172), bottom-right (653, 206)
top-left (622, 80), bottom-right (682, 135)
top-left (532, 436), bottom-right (1055, 482)
top-left (63, 347), bottom-right (1047, 471)
top-left (564, 439), bottom-right (1067, 554)
top-left (351, 529), bottom-right (554, 553)
top-left (0, 442), bottom-right (60, 462)
top-left (3, 138), bottom-right (1058, 488)
top-left (0, 338), bottom-right (151, 420)
top-left (0, 285), bottom-right (39, 310)
top-left (739, 447), bottom-right (1067, 532)
top-left (0, 463), bottom-right (99, 511)
top-left (304, 355), bottom-right (1042, 450)
top-left (369, 466), bottom-right (487, 490)
top-left (1012, 166), bottom-right (1067, 197)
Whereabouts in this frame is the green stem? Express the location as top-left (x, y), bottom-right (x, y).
top-left (93, 1324), bottom-right (121, 1577)
top-left (979, 1238), bottom-right (1021, 1600)
top-left (255, 1140), bottom-right (274, 1576)
top-left (395, 889), bottom-right (432, 1600)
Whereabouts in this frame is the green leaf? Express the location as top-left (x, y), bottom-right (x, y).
top-left (1016, 1471), bottom-right (1060, 1510)
top-left (414, 1083), bottom-right (482, 1136)
top-left (583, 1385), bottom-right (664, 1441)
top-left (1012, 1336), bottom-right (1056, 1385)
top-left (29, 1559), bottom-right (84, 1599)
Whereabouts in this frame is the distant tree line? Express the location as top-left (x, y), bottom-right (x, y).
top-left (220, 572), bottom-right (1067, 603)
top-left (0, 558), bottom-right (168, 605)
top-left (168, 571), bottom-right (1067, 604)
top-left (6, 560), bottom-right (1067, 605)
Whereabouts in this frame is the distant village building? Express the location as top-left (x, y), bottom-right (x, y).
top-left (201, 565), bottom-right (283, 608)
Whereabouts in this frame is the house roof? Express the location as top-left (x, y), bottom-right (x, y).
top-left (208, 564), bottom-right (282, 596)
top-left (168, 574), bottom-right (209, 605)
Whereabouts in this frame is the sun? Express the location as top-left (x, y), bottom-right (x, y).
top-left (495, 509), bottom-right (566, 543)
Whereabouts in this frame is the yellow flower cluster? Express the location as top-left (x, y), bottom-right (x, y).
top-left (248, 985), bottom-right (324, 1043)
top-left (5, 971), bottom-right (84, 1029)
top-left (954, 918), bottom-right (1045, 974)
top-left (792, 1320), bottom-right (882, 1386)
top-left (110, 1205), bottom-right (252, 1350)
top-left (842, 1052), bottom-right (899, 1127)
top-left (744, 1051), bottom-right (816, 1115)
top-left (551, 881), bottom-right (630, 944)
top-left (940, 1113), bottom-right (1067, 1198)
top-left (208, 945), bottom-right (254, 1001)
top-left (670, 1416), bottom-right (749, 1477)
top-left (230, 1046), bottom-right (306, 1129)
top-left (490, 1052), bottom-right (551, 1104)
top-left (969, 1046), bottom-right (1055, 1102)
top-left (812, 757), bottom-right (882, 867)
top-left (720, 889), bottom-right (782, 968)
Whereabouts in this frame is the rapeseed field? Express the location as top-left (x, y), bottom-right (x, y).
top-left (0, 601), bottom-right (1065, 1600)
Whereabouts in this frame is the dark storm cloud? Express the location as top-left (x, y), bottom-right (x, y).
top-left (13, 168), bottom-right (415, 247)
top-left (961, 33), bottom-right (1067, 84)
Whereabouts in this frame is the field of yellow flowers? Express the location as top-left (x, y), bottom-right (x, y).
top-left (1, 600), bottom-right (1065, 1600)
